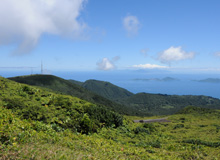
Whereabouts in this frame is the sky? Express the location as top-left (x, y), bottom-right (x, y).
top-left (0, 0), bottom-right (220, 75)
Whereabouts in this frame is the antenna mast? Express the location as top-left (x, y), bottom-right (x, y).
top-left (41, 61), bottom-right (43, 74)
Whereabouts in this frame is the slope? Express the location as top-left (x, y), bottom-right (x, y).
top-left (0, 76), bottom-right (123, 134)
top-left (70, 78), bottom-right (220, 115)
top-left (120, 93), bottom-right (220, 115)
top-left (1, 101), bottom-right (220, 159)
top-left (8, 74), bottom-right (138, 115)
top-left (81, 79), bottom-right (133, 101)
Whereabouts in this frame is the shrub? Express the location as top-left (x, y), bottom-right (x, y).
top-left (143, 123), bottom-right (156, 132)
top-left (133, 126), bottom-right (150, 134)
top-left (173, 124), bottom-right (184, 129)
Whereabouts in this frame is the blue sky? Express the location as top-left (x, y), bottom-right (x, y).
top-left (0, 0), bottom-right (220, 74)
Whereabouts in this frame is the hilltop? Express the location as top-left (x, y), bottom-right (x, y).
top-left (75, 79), bottom-right (133, 101)
top-left (0, 76), bottom-right (123, 134)
top-left (8, 74), bottom-right (138, 116)
top-left (69, 77), bottom-right (220, 115)
top-left (1, 76), bottom-right (220, 159)
top-left (9, 74), bottom-right (220, 116)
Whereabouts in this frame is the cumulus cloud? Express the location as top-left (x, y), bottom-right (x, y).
top-left (123, 15), bottom-right (140, 36)
top-left (133, 64), bottom-right (169, 69)
top-left (158, 46), bottom-right (196, 64)
top-left (96, 57), bottom-right (120, 71)
top-left (0, 0), bottom-right (87, 54)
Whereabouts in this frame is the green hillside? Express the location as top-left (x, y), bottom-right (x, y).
top-left (68, 79), bottom-right (84, 86)
top-left (81, 79), bottom-right (133, 101)
top-left (121, 93), bottom-right (220, 115)
top-left (1, 76), bottom-right (220, 159)
top-left (8, 75), bottom-right (137, 116)
top-left (9, 74), bottom-right (220, 116)
top-left (1, 98), bottom-right (220, 159)
top-left (70, 78), bottom-right (220, 115)
top-left (0, 76), bottom-right (123, 134)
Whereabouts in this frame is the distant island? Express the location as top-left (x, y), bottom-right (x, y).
top-left (133, 77), bottom-right (179, 82)
top-left (193, 78), bottom-right (220, 83)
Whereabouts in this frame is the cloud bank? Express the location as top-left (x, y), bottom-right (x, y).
top-left (123, 15), bottom-right (140, 36)
top-left (158, 46), bottom-right (196, 64)
top-left (133, 64), bottom-right (169, 69)
top-left (0, 0), bottom-right (87, 54)
top-left (96, 57), bottom-right (120, 71)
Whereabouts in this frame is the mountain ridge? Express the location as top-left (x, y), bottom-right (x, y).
top-left (8, 74), bottom-right (139, 116)
top-left (9, 74), bottom-right (220, 116)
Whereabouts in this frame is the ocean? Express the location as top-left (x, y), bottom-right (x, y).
top-left (1, 70), bottom-right (220, 99)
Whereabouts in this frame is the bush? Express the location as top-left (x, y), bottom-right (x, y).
top-left (133, 126), bottom-right (150, 134)
top-left (173, 124), bottom-right (184, 129)
top-left (143, 123), bottom-right (156, 132)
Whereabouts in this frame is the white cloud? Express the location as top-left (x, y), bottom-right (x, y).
top-left (133, 64), bottom-right (169, 69)
top-left (96, 58), bottom-right (115, 71)
top-left (123, 15), bottom-right (140, 36)
top-left (96, 57), bottom-right (120, 71)
top-left (0, 0), bottom-right (87, 54)
top-left (158, 46), bottom-right (196, 64)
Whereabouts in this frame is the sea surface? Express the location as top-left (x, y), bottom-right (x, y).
top-left (1, 70), bottom-right (220, 99)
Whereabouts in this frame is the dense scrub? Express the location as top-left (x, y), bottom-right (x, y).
top-left (81, 79), bottom-right (134, 101)
top-left (10, 75), bottom-right (220, 117)
top-left (9, 75), bottom-right (138, 116)
top-left (2, 75), bottom-right (220, 159)
top-left (71, 77), bottom-right (220, 116)
top-left (120, 93), bottom-right (220, 115)
top-left (0, 76), bottom-right (123, 134)
top-left (1, 104), bottom-right (220, 159)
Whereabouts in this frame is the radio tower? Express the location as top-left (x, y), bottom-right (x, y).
top-left (41, 61), bottom-right (43, 74)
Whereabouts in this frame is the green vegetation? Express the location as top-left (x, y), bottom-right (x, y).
top-left (9, 75), bottom-right (138, 116)
top-left (1, 103), bottom-right (220, 159)
top-left (120, 93), bottom-right (220, 115)
top-left (81, 79), bottom-right (133, 101)
top-left (1, 76), bottom-right (220, 159)
top-left (0, 76), bottom-right (123, 134)
top-left (10, 75), bottom-right (220, 117)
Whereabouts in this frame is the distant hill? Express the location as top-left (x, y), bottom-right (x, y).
top-left (68, 79), bottom-right (84, 86)
top-left (8, 75), bottom-right (139, 116)
top-left (81, 80), bottom-right (133, 102)
top-left (9, 74), bottom-right (220, 116)
top-left (177, 106), bottom-right (220, 115)
top-left (194, 78), bottom-right (220, 83)
top-left (120, 93), bottom-right (220, 115)
top-left (70, 78), bottom-right (220, 115)
top-left (133, 77), bottom-right (179, 82)
top-left (0, 76), bottom-right (123, 134)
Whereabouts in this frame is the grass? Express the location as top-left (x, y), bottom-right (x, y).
top-left (1, 104), bottom-right (220, 159)
top-left (1, 76), bottom-right (220, 159)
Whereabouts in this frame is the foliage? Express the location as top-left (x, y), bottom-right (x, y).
top-left (2, 75), bottom-right (220, 159)
top-left (1, 97), bottom-right (220, 159)
top-left (81, 79), bottom-right (133, 101)
top-left (0, 76), bottom-right (123, 135)
top-left (120, 93), bottom-right (220, 115)
top-left (9, 75), bottom-right (137, 115)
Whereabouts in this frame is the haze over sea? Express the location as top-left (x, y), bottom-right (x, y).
top-left (2, 70), bottom-right (220, 99)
